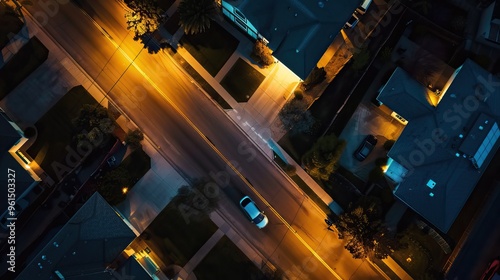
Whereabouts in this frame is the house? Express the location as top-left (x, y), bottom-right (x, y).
top-left (221, 0), bottom-right (359, 79)
top-left (477, 1), bottom-right (500, 47)
top-left (377, 59), bottom-right (500, 233)
top-left (17, 192), bottom-right (153, 280)
top-left (0, 108), bottom-right (40, 228)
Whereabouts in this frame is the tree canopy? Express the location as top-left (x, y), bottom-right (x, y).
top-left (252, 40), bottom-right (274, 67)
top-left (125, 129), bottom-right (144, 149)
top-left (72, 104), bottom-right (115, 143)
top-left (125, 0), bottom-right (165, 40)
top-left (279, 98), bottom-right (316, 135)
top-left (97, 167), bottom-right (130, 205)
top-left (334, 196), bottom-right (403, 259)
top-left (302, 134), bottom-right (346, 181)
top-left (178, 0), bottom-right (218, 35)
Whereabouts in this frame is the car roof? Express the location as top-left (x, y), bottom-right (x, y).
top-left (240, 196), bottom-right (260, 217)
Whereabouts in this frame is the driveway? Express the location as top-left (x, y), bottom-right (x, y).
top-left (339, 102), bottom-right (404, 182)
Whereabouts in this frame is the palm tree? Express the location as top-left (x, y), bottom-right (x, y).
top-left (178, 0), bottom-right (219, 35)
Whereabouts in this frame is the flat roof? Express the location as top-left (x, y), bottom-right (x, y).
top-left (387, 59), bottom-right (500, 232)
top-left (233, 0), bottom-right (358, 79)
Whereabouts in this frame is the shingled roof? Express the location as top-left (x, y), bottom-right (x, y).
top-left (231, 0), bottom-right (358, 79)
top-left (18, 193), bottom-right (137, 279)
top-left (384, 59), bottom-right (500, 232)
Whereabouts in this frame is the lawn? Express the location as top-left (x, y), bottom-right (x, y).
top-left (0, 36), bottom-right (49, 99)
top-left (392, 223), bottom-right (446, 278)
top-left (221, 58), bottom-right (265, 102)
top-left (145, 199), bottom-right (218, 266)
top-left (27, 86), bottom-right (97, 181)
top-left (180, 22), bottom-right (239, 76)
top-left (392, 235), bottom-right (431, 278)
top-left (120, 148), bottom-right (150, 182)
top-left (0, 3), bottom-right (23, 49)
top-left (170, 50), bottom-right (231, 109)
top-left (194, 236), bottom-right (264, 280)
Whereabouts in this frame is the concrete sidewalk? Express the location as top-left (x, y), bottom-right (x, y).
top-left (167, 18), bottom-right (338, 211)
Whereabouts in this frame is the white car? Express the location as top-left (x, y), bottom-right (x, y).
top-left (239, 196), bottom-right (268, 229)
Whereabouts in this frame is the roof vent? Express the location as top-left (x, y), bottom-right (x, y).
top-left (455, 152), bottom-right (460, 157)
top-left (479, 125), bottom-right (484, 130)
top-left (318, 1), bottom-right (325, 8)
top-left (429, 192), bottom-right (434, 197)
top-left (459, 134), bottom-right (464, 138)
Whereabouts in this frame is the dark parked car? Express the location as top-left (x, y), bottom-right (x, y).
top-left (354, 135), bottom-right (378, 161)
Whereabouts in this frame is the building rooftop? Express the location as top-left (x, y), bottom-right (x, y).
top-left (377, 67), bottom-right (435, 121)
top-left (0, 112), bottom-right (35, 215)
top-left (385, 59), bottom-right (500, 232)
top-left (17, 193), bottom-right (137, 279)
top-left (232, 0), bottom-right (358, 79)
top-left (0, 110), bottom-right (21, 151)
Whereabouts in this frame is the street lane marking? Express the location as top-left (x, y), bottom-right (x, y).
top-left (78, 9), bottom-right (341, 280)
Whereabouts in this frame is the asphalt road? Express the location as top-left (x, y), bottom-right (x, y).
top-left (24, 0), bottom-right (383, 279)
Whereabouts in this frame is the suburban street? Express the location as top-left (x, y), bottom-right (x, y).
top-left (23, 0), bottom-right (383, 279)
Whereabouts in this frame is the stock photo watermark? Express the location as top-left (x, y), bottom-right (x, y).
top-left (6, 168), bottom-right (17, 273)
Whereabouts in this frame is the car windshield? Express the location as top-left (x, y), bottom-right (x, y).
top-left (240, 197), bottom-right (251, 207)
top-left (252, 213), bottom-right (265, 224)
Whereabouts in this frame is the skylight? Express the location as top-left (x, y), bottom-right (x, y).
top-left (427, 179), bottom-right (436, 189)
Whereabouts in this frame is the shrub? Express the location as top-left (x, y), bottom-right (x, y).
top-left (252, 40), bottom-right (274, 67)
top-left (303, 67), bottom-right (326, 90)
top-left (293, 89), bottom-right (304, 100)
top-left (383, 139), bottom-right (395, 151)
top-left (260, 51), bottom-right (274, 66)
top-left (279, 98), bottom-right (316, 135)
top-left (352, 48), bottom-right (370, 71)
top-left (284, 164), bottom-right (297, 176)
top-left (125, 129), bottom-right (144, 149)
top-left (375, 157), bottom-right (389, 167)
top-left (302, 134), bottom-right (346, 181)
